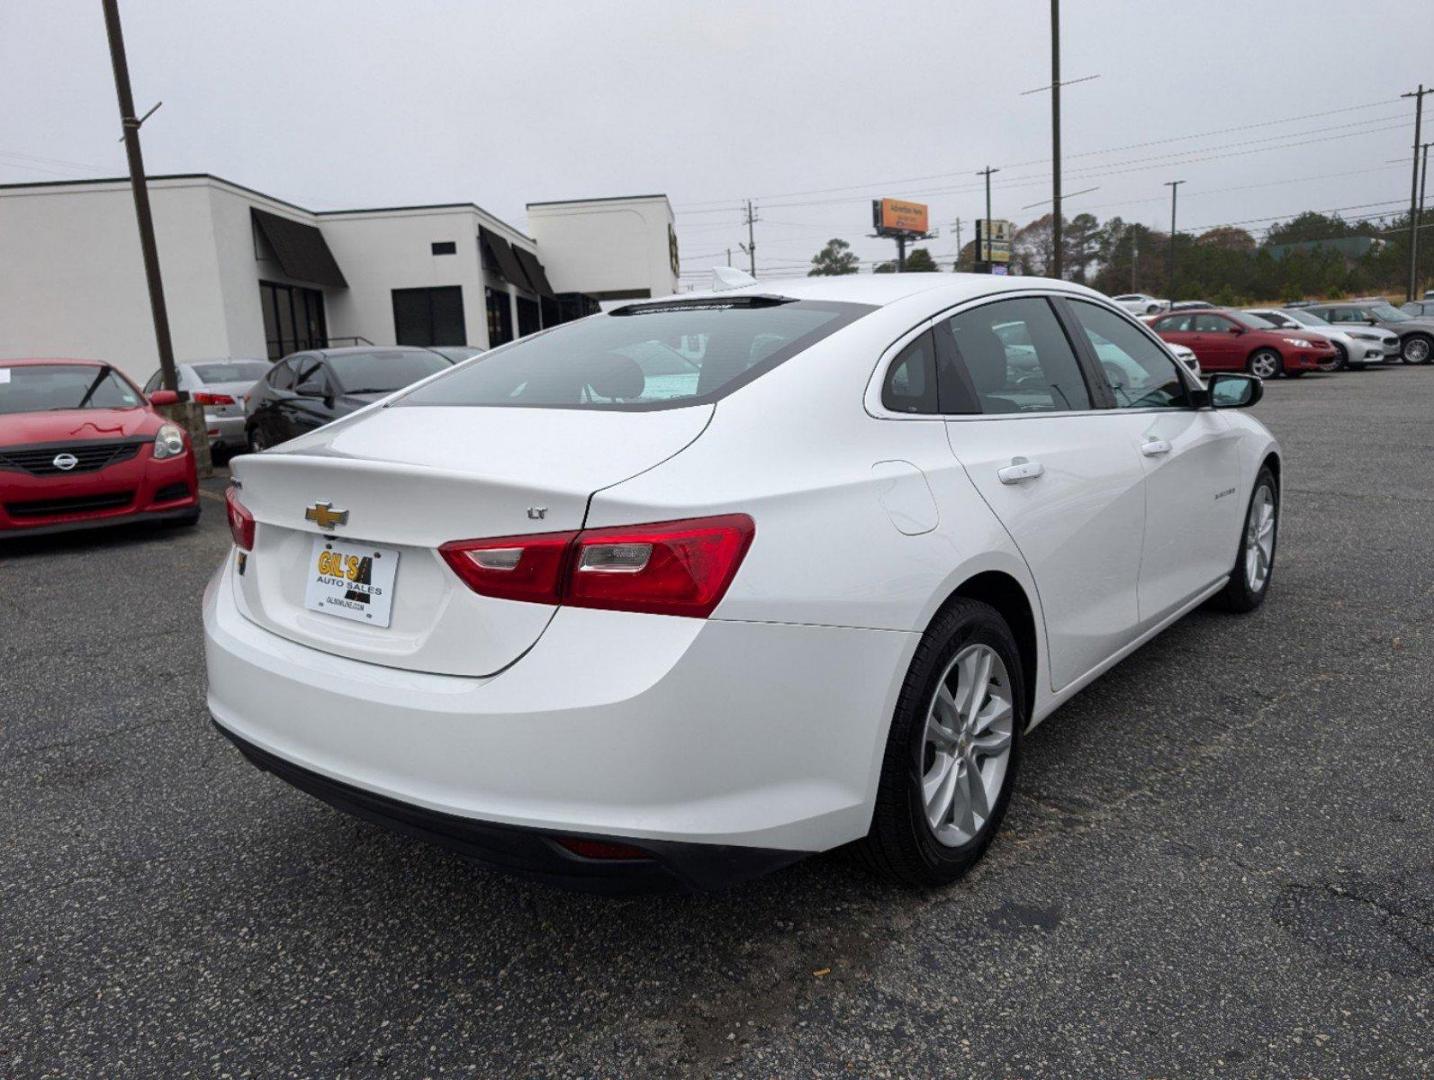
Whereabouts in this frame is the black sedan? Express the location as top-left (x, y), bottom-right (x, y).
top-left (244, 347), bottom-right (452, 451)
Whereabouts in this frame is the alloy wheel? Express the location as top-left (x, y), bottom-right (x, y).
top-left (921, 644), bottom-right (1015, 847)
top-left (1244, 484), bottom-right (1276, 592)
top-left (1403, 336), bottom-right (1431, 364)
top-left (1249, 351), bottom-right (1280, 380)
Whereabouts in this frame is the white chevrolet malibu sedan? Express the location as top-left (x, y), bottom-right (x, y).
top-left (206, 273), bottom-right (1280, 892)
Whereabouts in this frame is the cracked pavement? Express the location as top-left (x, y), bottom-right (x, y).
top-left (2, 367), bottom-right (1431, 1077)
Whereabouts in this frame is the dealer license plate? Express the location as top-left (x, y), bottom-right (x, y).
top-left (303, 537), bottom-right (400, 627)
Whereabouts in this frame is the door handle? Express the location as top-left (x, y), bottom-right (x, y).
top-left (1141, 439), bottom-right (1173, 457)
top-left (997, 458), bottom-right (1045, 485)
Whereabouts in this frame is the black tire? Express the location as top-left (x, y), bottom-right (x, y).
top-left (856, 599), bottom-right (1026, 887)
top-left (247, 426), bottom-right (269, 453)
top-left (1327, 342), bottom-right (1348, 372)
top-left (1400, 333), bottom-right (1432, 365)
top-left (1211, 466), bottom-right (1279, 614)
top-left (1246, 349), bottom-right (1283, 380)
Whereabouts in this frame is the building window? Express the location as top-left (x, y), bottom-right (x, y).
top-left (486, 286), bottom-right (513, 347)
top-left (516, 295), bottom-right (541, 338)
top-left (259, 281), bottom-right (327, 360)
top-left (431, 241), bottom-right (456, 255)
top-left (392, 286), bottom-right (467, 347)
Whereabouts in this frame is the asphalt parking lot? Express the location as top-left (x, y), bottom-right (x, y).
top-left (2, 368), bottom-right (1431, 1079)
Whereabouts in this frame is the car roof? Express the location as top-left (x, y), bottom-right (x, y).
top-left (0, 357), bottom-right (110, 367)
top-left (666, 271), bottom-right (1108, 308)
top-left (313, 346), bottom-right (440, 358)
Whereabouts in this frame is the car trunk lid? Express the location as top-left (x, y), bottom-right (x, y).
top-left (228, 403), bottom-right (712, 676)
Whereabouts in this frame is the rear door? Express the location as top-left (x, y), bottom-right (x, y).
top-left (939, 295), bottom-right (1146, 691)
top-left (1064, 300), bottom-right (1244, 627)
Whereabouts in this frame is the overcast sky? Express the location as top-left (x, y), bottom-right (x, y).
top-left (3, 0), bottom-right (1431, 286)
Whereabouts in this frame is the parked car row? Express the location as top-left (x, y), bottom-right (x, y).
top-left (1126, 297), bottom-right (1434, 378)
top-left (1, 344), bottom-right (483, 540)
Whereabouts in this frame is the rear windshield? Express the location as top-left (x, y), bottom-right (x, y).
top-left (328, 350), bottom-right (450, 394)
top-left (398, 299), bottom-right (872, 410)
top-left (0, 364), bottom-right (141, 415)
top-left (193, 361), bottom-right (270, 384)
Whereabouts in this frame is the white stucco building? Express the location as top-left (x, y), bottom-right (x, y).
top-left (0, 174), bottom-right (678, 385)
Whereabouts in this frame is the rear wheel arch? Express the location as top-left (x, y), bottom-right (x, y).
top-left (929, 571), bottom-right (1038, 722)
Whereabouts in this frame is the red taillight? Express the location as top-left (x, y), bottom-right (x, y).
top-left (192, 392), bottom-right (236, 406)
top-left (566, 515), bottom-right (755, 618)
top-left (225, 487), bottom-right (255, 550)
top-left (440, 514), bottom-right (755, 619)
top-left (554, 837), bottom-right (652, 861)
top-left (439, 530), bottom-right (577, 605)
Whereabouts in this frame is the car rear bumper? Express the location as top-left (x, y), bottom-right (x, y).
top-left (213, 720), bottom-right (803, 893)
top-left (203, 551), bottom-right (912, 883)
top-left (203, 414), bottom-right (247, 449)
top-left (0, 448), bottom-right (198, 535)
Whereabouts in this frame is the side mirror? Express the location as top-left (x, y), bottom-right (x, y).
top-left (1228, 326), bottom-right (1244, 335)
top-left (1207, 372), bottom-right (1263, 409)
top-left (149, 389), bottom-right (180, 406)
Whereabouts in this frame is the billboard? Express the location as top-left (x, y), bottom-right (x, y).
top-left (872, 198), bottom-right (930, 237)
top-left (975, 218), bottom-right (1014, 263)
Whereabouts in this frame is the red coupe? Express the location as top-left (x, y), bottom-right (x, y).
top-left (0, 358), bottom-right (199, 538)
top-left (1147, 308), bottom-right (1335, 379)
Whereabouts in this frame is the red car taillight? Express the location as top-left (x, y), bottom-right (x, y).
top-left (439, 530), bottom-right (577, 605)
top-left (193, 392), bottom-right (236, 406)
top-left (225, 487), bottom-right (255, 550)
top-left (439, 514), bottom-right (755, 619)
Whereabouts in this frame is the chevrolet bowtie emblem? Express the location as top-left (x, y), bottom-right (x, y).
top-left (304, 501), bottom-right (349, 529)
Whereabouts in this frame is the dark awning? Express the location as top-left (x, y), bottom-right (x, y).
top-left (479, 227), bottom-right (532, 292)
top-left (250, 208), bottom-right (346, 288)
top-left (512, 247), bottom-right (556, 299)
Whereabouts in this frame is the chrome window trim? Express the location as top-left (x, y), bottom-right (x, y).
top-left (865, 287), bottom-right (1202, 422)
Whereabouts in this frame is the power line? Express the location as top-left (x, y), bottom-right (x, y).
top-left (671, 96), bottom-right (1403, 213)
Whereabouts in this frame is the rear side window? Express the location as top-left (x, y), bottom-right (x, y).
top-left (944, 297), bottom-right (1092, 414)
top-left (881, 331), bottom-right (939, 413)
top-left (1193, 313), bottom-right (1231, 333)
top-left (399, 299), bottom-right (872, 410)
top-left (1153, 314), bottom-right (1192, 332)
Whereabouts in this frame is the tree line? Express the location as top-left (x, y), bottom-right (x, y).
top-left (808, 207), bottom-right (1433, 302)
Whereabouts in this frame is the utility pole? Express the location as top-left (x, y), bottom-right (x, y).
top-left (1420, 142), bottom-right (1431, 294)
top-left (726, 247), bottom-right (732, 267)
top-left (1050, 0), bottom-right (1062, 279)
top-left (102, 0), bottom-right (179, 396)
top-left (1165, 180), bottom-right (1185, 300)
top-left (1021, 3), bottom-right (1098, 280)
top-left (952, 218), bottom-right (963, 269)
top-left (1131, 228), bottom-right (1139, 292)
top-left (739, 199), bottom-right (758, 277)
top-left (1402, 84), bottom-right (1433, 301)
top-left (976, 166), bottom-right (1000, 269)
